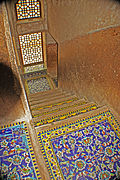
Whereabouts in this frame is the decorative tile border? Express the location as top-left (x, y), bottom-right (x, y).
top-left (33, 103), bottom-right (98, 127)
top-left (0, 122), bottom-right (41, 179)
top-left (37, 110), bottom-right (120, 180)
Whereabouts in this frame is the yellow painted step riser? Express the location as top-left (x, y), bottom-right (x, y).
top-left (32, 103), bottom-right (99, 127)
top-left (32, 103), bottom-right (97, 121)
top-left (32, 99), bottom-right (87, 117)
top-left (30, 95), bottom-right (78, 110)
top-left (31, 97), bottom-right (80, 114)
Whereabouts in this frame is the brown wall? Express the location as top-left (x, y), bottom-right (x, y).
top-left (59, 26), bottom-right (120, 114)
top-left (46, 0), bottom-right (120, 114)
top-left (47, 0), bottom-right (120, 43)
top-left (46, 44), bottom-right (58, 77)
top-left (0, 3), bottom-right (25, 121)
top-left (0, 5), bottom-right (9, 65)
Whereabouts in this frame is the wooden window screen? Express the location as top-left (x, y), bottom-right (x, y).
top-left (16, 0), bottom-right (41, 20)
top-left (19, 32), bottom-right (43, 66)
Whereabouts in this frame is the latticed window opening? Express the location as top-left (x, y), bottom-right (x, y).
top-left (19, 32), bottom-right (43, 66)
top-left (16, 0), bottom-right (41, 20)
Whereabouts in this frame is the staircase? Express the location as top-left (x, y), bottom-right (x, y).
top-left (1, 77), bottom-right (120, 180)
top-left (27, 88), bottom-right (101, 127)
top-left (25, 86), bottom-right (120, 180)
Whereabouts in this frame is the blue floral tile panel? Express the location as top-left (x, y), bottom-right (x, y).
top-left (0, 122), bottom-right (41, 179)
top-left (37, 110), bottom-right (120, 180)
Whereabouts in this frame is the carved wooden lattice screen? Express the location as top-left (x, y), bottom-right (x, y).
top-left (16, 0), bottom-right (41, 20)
top-left (19, 32), bottom-right (44, 66)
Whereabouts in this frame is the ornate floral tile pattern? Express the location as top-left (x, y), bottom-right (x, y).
top-left (37, 110), bottom-right (120, 180)
top-left (0, 122), bottom-right (41, 179)
top-left (26, 76), bottom-right (52, 94)
top-left (33, 104), bottom-right (97, 127)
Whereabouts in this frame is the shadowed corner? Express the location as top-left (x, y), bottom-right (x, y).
top-left (111, 0), bottom-right (120, 3)
top-left (0, 0), bottom-right (11, 4)
top-left (0, 169), bottom-right (7, 180)
top-left (0, 62), bottom-right (22, 118)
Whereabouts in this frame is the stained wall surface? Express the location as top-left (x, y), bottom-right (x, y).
top-left (0, 5), bottom-right (9, 65)
top-left (47, 0), bottom-right (120, 114)
top-left (47, 0), bottom-right (120, 42)
top-left (59, 26), bottom-right (120, 114)
top-left (0, 4), bottom-right (25, 123)
top-left (46, 43), bottom-right (57, 77)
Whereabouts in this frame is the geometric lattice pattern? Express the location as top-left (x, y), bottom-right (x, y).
top-left (19, 32), bottom-right (43, 65)
top-left (16, 0), bottom-right (41, 20)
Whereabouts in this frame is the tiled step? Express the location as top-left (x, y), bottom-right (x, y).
top-left (31, 95), bottom-right (79, 111)
top-left (35, 105), bottom-right (108, 131)
top-left (30, 93), bottom-right (74, 107)
top-left (32, 102), bottom-right (98, 127)
top-left (30, 95), bottom-right (79, 109)
top-left (32, 98), bottom-right (87, 118)
top-left (29, 90), bottom-right (72, 104)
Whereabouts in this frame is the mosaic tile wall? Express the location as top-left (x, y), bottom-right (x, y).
top-left (16, 0), bottom-right (41, 20)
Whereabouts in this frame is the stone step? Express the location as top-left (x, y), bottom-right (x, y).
top-left (28, 88), bottom-right (62, 99)
top-left (32, 102), bottom-right (98, 127)
top-left (30, 93), bottom-right (74, 107)
top-left (32, 98), bottom-right (87, 117)
top-left (29, 90), bottom-right (71, 104)
top-left (30, 95), bottom-right (79, 110)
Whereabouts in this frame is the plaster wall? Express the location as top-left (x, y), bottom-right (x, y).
top-left (59, 26), bottom-right (120, 114)
top-left (47, 0), bottom-right (120, 114)
top-left (47, 43), bottom-right (57, 77)
top-left (47, 0), bottom-right (120, 42)
top-left (0, 3), bottom-right (29, 123)
top-left (0, 5), bottom-right (9, 65)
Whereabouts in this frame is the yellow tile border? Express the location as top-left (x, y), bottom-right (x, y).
top-left (33, 103), bottom-right (98, 127)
